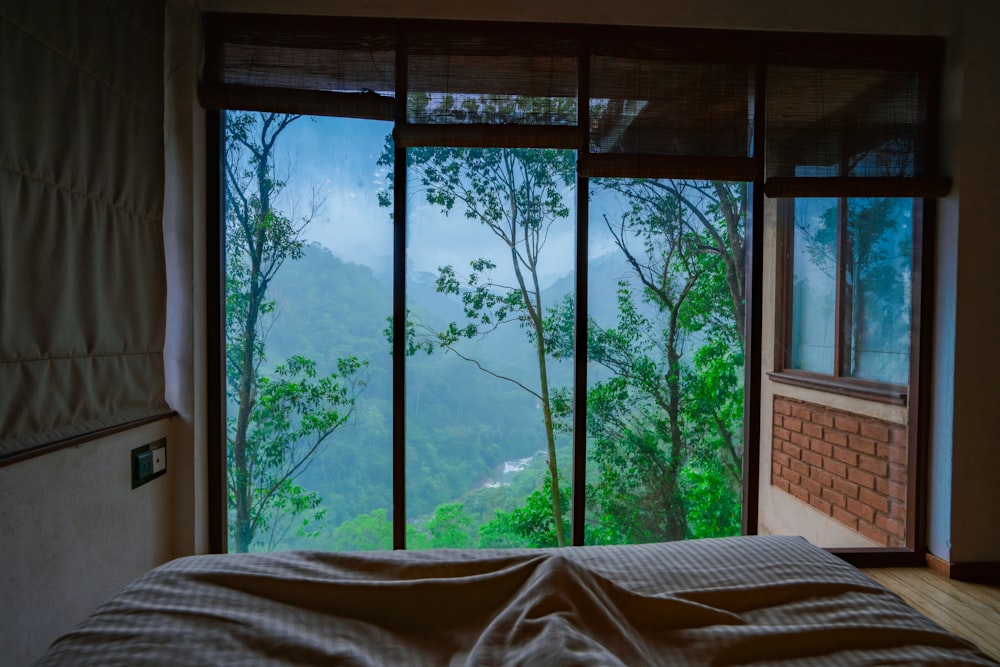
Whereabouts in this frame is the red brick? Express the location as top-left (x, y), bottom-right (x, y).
top-left (813, 411), bottom-right (835, 428)
top-left (875, 513), bottom-right (904, 539)
top-left (773, 450), bottom-right (791, 469)
top-left (790, 459), bottom-right (810, 476)
top-left (809, 494), bottom-right (833, 515)
top-left (876, 442), bottom-right (907, 466)
top-left (821, 486), bottom-right (848, 508)
top-left (847, 498), bottom-right (876, 523)
top-left (823, 458), bottom-right (848, 478)
top-left (888, 481), bottom-right (906, 502)
top-left (859, 455), bottom-right (889, 478)
top-left (773, 477), bottom-right (791, 493)
top-left (834, 415), bottom-right (860, 433)
top-left (781, 468), bottom-right (802, 484)
top-left (833, 447), bottom-right (858, 466)
top-left (801, 477), bottom-right (822, 497)
top-left (791, 404), bottom-right (813, 420)
top-left (860, 421), bottom-right (891, 442)
top-left (802, 422), bottom-right (824, 439)
top-left (790, 431), bottom-right (810, 448)
top-left (774, 413), bottom-right (784, 427)
top-left (811, 468), bottom-right (835, 488)
top-left (802, 450), bottom-right (823, 468)
top-left (890, 427), bottom-right (907, 446)
top-left (784, 417), bottom-right (803, 433)
top-left (791, 486), bottom-right (809, 502)
top-left (783, 442), bottom-right (802, 459)
top-left (782, 467), bottom-right (801, 485)
top-left (825, 431), bottom-right (848, 447)
top-left (890, 500), bottom-right (906, 520)
top-left (833, 476), bottom-right (860, 498)
top-left (858, 519), bottom-right (890, 546)
top-left (859, 487), bottom-right (890, 513)
top-left (773, 427), bottom-right (791, 442)
top-left (774, 400), bottom-right (792, 416)
top-left (848, 434), bottom-right (877, 455)
top-left (832, 506), bottom-right (858, 529)
top-left (889, 463), bottom-right (907, 483)
top-left (811, 439), bottom-right (833, 457)
top-left (847, 468), bottom-right (876, 489)
top-left (772, 463), bottom-right (783, 480)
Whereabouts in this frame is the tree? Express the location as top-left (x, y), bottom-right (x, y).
top-left (380, 111), bottom-right (576, 546)
top-left (543, 179), bottom-right (745, 542)
top-left (225, 112), bottom-right (365, 552)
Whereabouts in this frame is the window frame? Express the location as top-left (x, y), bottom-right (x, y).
top-left (771, 196), bottom-right (922, 406)
top-left (202, 16), bottom-right (946, 564)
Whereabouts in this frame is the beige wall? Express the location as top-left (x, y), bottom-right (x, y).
top-left (0, 419), bottom-right (180, 665)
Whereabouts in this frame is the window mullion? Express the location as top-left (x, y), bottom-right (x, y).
top-left (392, 27), bottom-right (408, 551)
top-left (834, 197), bottom-right (849, 378)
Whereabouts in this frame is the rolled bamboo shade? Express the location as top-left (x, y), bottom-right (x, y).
top-left (766, 66), bottom-right (924, 179)
top-left (200, 14), bottom-right (396, 119)
top-left (405, 24), bottom-right (579, 127)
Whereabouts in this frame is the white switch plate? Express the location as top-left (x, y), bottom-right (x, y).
top-left (151, 442), bottom-right (166, 473)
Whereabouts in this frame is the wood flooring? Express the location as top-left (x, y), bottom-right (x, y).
top-left (864, 567), bottom-right (1000, 662)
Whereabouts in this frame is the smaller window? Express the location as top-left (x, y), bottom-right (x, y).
top-left (781, 197), bottom-right (914, 390)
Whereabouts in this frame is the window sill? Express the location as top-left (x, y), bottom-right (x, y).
top-left (767, 371), bottom-right (907, 406)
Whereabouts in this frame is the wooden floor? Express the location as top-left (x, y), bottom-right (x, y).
top-left (864, 567), bottom-right (1000, 662)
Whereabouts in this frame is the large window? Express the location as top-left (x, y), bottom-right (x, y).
top-left (205, 15), bottom-right (945, 557)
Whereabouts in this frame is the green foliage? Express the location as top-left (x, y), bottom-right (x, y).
top-left (328, 509), bottom-right (393, 551)
top-left (480, 476), bottom-right (570, 548)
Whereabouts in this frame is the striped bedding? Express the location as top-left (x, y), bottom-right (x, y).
top-left (37, 535), bottom-right (997, 665)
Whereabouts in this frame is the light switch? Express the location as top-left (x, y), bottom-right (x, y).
top-left (151, 442), bottom-right (166, 473)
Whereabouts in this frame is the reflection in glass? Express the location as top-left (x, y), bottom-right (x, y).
top-left (846, 198), bottom-right (912, 385)
top-left (790, 198), bottom-right (837, 375)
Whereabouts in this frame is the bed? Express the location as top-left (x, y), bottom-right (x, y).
top-left (36, 535), bottom-right (997, 665)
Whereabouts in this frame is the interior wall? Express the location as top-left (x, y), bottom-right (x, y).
top-left (0, 419), bottom-right (178, 665)
top-left (0, 1), bottom-right (202, 664)
top-left (946, 0), bottom-right (1000, 564)
top-left (164, 0), bottom-right (209, 558)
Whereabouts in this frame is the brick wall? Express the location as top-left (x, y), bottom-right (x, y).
top-left (771, 396), bottom-right (907, 547)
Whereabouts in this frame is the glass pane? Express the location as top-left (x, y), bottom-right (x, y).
top-left (404, 147), bottom-right (576, 548)
top-left (586, 179), bottom-right (747, 544)
top-left (845, 198), bottom-right (912, 384)
top-left (789, 198), bottom-right (838, 374)
top-left (224, 113), bottom-right (393, 552)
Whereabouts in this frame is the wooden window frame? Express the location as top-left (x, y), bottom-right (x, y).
top-left (771, 196), bottom-right (922, 406)
top-left (203, 15), bottom-right (945, 564)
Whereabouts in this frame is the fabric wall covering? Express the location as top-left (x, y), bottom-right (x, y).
top-left (0, 0), bottom-right (169, 461)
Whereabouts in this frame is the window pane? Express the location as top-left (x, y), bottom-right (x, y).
top-left (846, 198), bottom-right (912, 384)
top-left (224, 113), bottom-right (394, 552)
top-left (586, 179), bottom-right (747, 544)
top-left (405, 146), bottom-right (576, 549)
top-left (789, 198), bottom-right (837, 374)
